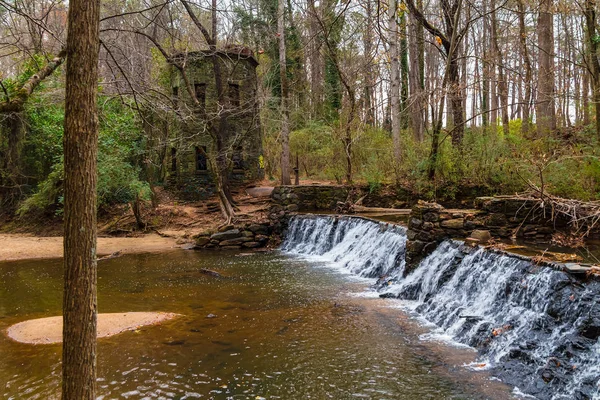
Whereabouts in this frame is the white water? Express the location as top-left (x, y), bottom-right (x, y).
top-left (282, 215), bottom-right (600, 400)
top-left (282, 215), bottom-right (406, 278)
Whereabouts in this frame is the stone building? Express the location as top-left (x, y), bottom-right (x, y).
top-left (167, 48), bottom-right (264, 199)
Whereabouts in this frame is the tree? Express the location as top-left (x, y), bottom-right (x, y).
top-left (389, 0), bottom-right (401, 163)
top-left (278, 0), bottom-right (291, 185)
top-left (405, 0), bottom-right (467, 145)
top-left (585, 0), bottom-right (600, 138)
top-left (536, 0), bottom-right (556, 137)
top-left (61, 0), bottom-right (100, 398)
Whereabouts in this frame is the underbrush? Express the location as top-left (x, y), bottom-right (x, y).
top-left (284, 120), bottom-right (600, 201)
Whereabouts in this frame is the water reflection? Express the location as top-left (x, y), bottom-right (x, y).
top-left (1, 250), bottom-right (510, 399)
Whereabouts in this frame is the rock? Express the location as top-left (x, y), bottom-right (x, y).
top-left (422, 222), bottom-right (434, 230)
top-left (206, 314), bottom-right (217, 318)
top-left (423, 212), bottom-right (440, 222)
top-left (219, 238), bottom-right (252, 246)
top-left (286, 204), bottom-right (299, 212)
top-left (198, 268), bottom-right (223, 278)
top-left (409, 218), bottom-right (422, 229)
top-left (469, 230), bottom-right (492, 244)
top-left (242, 241), bottom-right (261, 248)
top-left (221, 245), bottom-right (242, 250)
top-left (218, 224), bottom-right (235, 232)
top-left (195, 237), bottom-right (210, 247)
top-left (441, 218), bottom-right (464, 229)
top-left (210, 229), bottom-right (241, 241)
top-left (406, 240), bottom-right (426, 254)
top-left (485, 213), bottom-right (508, 227)
top-left (255, 234), bottom-right (269, 244)
top-left (248, 224), bottom-right (269, 234)
top-left (241, 230), bottom-right (254, 238)
top-left (464, 237), bottom-right (480, 247)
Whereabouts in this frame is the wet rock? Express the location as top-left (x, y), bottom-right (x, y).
top-left (195, 237), bottom-right (211, 247)
top-left (579, 305), bottom-right (600, 340)
top-left (210, 229), bottom-right (241, 241)
top-left (469, 229), bottom-right (492, 244)
top-left (198, 268), bottom-right (223, 278)
top-left (409, 218), bottom-right (422, 229)
top-left (242, 241), bottom-right (261, 248)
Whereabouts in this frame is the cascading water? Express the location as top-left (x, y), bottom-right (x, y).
top-left (283, 215), bottom-right (600, 400)
top-left (281, 215), bottom-right (406, 278)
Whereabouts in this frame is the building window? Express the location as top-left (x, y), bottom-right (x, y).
top-left (232, 147), bottom-right (243, 170)
top-left (196, 146), bottom-right (208, 171)
top-left (171, 148), bottom-right (177, 172)
top-left (228, 83), bottom-right (240, 107)
top-left (194, 83), bottom-right (206, 111)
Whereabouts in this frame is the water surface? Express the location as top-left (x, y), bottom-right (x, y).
top-left (1, 250), bottom-right (512, 399)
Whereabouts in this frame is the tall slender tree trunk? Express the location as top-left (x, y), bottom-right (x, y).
top-left (585, 0), bottom-right (600, 138)
top-left (62, 0), bottom-right (100, 397)
top-left (363, 0), bottom-right (375, 125)
top-left (308, 0), bottom-right (324, 119)
top-left (399, 11), bottom-right (410, 130)
top-left (482, 1), bottom-right (490, 127)
top-left (408, 9), bottom-right (424, 141)
top-left (389, 0), bottom-right (401, 163)
top-left (536, 0), bottom-right (556, 137)
top-left (518, 0), bottom-right (532, 136)
top-left (491, 2), bottom-right (509, 135)
top-left (278, 0), bottom-right (291, 185)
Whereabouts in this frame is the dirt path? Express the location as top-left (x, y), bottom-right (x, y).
top-left (0, 233), bottom-right (182, 262)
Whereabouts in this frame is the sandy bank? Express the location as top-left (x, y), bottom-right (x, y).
top-left (6, 312), bottom-right (179, 344)
top-left (0, 233), bottom-right (182, 262)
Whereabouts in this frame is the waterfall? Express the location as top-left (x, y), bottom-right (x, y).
top-left (283, 215), bottom-right (600, 400)
top-left (281, 215), bottom-right (406, 278)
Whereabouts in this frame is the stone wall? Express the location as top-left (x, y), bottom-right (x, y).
top-left (269, 185), bottom-right (350, 232)
top-left (405, 197), bottom-right (597, 273)
top-left (194, 221), bottom-right (272, 250)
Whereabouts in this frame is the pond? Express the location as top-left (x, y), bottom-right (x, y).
top-left (0, 249), bottom-right (513, 399)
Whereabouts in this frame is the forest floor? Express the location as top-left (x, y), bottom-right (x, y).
top-left (0, 182), bottom-right (277, 262)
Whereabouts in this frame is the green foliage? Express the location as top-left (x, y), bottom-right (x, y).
top-left (17, 95), bottom-right (150, 216)
top-left (278, 117), bottom-right (600, 201)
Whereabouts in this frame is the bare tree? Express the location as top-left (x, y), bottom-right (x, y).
top-left (279, 0), bottom-right (291, 185)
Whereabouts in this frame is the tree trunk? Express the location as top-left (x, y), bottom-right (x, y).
top-left (308, 0), bottom-right (324, 119)
top-left (536, 0), bottom-right (556, 137)
top-left (389, 0), bottom-right (401, 163)
top-left (518, 0), bottom-right (533, 136)
top-left (62, 0), bottom-right (100, 397)
top-left (363, 0), bottom-right (375, 126)
top-left (408, 9), bottom-right (424, 141)
top-left (585, 0), bottom-right (600, 138)
top-left (279, 0), bottom-right (291, 185)
top-left (491, 2), bottom-right (509, 135)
